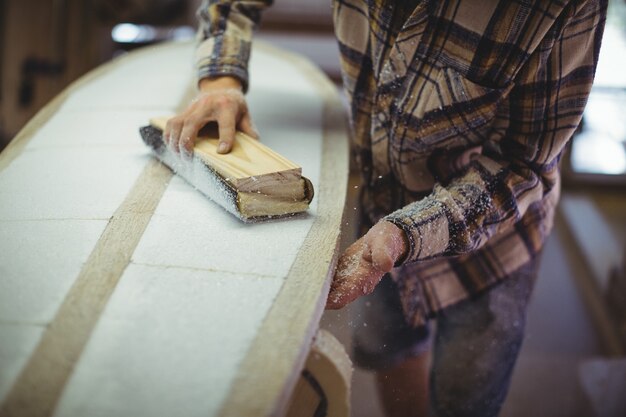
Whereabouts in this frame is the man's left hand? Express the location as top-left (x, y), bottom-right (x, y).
top-left (326, 221), bottom-right (408, 309)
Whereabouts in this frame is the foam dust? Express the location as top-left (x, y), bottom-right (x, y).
top-left (330, 249), bottom-right (366, 304)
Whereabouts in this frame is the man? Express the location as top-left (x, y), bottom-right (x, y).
top-left (164, 1), bottom-right (607, 415)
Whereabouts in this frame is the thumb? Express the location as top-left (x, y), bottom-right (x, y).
top-left (362, 228), bottom-right (394, 272)
top-left (371, 241), bottom-right (394, 272)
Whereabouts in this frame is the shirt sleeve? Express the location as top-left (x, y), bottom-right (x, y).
top-left (195, 0), bottom-right (273, 91)
top-left (384, 0), bottom-right (607, 264)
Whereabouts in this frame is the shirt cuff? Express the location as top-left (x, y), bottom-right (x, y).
top-left (383, 196), bottom-right (452, 265)
top-left (195, 36), bottom-right (251, 92)
top-left (197, 63), bottom-right (249, 92)
top-left (383, 216), bottom-right (421, 266)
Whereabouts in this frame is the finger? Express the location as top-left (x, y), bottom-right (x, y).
top-left (328, 252), bottom-right (370, 306)
top-left (327, 261), bottom-right (358, 309)
top-left (327, 266), bottom-right (377, 309)
top-left (371, 242), bottom-right (394, 272)
top-left (326, 281), bottom-right (354, 309)
top-left (216, 111), bottom-right (237, 154)
top-left (163, 119), bottom-right (172, 146)
top-left (167, 117), bottom-right (184, 153)
top-left (179, 117), bottom-right (203, 158)
top-left (326, 293), bottom-right (345, 310)
top-left (238, 112), bottom-right (259, 139)
top-left (164, 116), bottom-right (181, 146)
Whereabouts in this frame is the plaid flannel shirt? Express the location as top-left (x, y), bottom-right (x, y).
top-left (196, 0), bottom-right (607, 326)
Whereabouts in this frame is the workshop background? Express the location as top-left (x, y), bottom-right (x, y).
top-left (1, 1), bottom-right (625, 416)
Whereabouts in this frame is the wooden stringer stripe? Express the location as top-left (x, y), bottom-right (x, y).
top-left (0, 160), bottom-right (173, 417)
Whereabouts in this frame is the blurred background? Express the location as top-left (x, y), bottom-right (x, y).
top-left (0, 0), bottom-right (341, 148)
top-left (1, 1), bottom-right (625, 416)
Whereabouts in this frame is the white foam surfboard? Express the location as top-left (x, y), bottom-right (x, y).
top-left (0, 41), bottom-right (348, 417)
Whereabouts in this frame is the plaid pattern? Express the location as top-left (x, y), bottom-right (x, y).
top-left (336, 0), bottom-right (606, 326)
top-left (196, 0), bottom-right (607, 326)
top-left (195, 0), bottom-right (272, 91)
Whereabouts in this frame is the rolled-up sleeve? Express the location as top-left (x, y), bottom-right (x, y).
top-left (385, 0), bottom-right (607, 264)
top-left (195, 0), bottom-right (272, 91)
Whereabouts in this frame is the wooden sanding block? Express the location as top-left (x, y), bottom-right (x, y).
top-left (140, 116), bottom-right (314, 222)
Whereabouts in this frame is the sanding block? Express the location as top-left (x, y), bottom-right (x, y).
top-left (140, 117), bottom-right (314, 222)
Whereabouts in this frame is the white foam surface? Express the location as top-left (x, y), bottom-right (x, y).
top-left (247, 46), bottom-right (324, 205)
top-left (1, 41), bottom-right (334, 417)
top-left (247, 93), bottom-right (323, 190)
top-left (61, 43), bottom-right (195, 112)
top-left (130, 45), bottom-right (324, 277)
top-left (26, 109), bottom-right (163, 150)
top-left (0, 148), bottom-right (147, 220)
top-left (132, 176), bottom-right (315, 277)
top-left (62, 73), bottom-right (192, 112)
top-left (0, 324), bottom-right (45, 403)
top-left (248, 47), bottom-right (317, 96)
top-left (113, 42), bottom-right (196, 77)
top-left (0, 219), bottom-right (107, 323)
top-left (53, 264), bottom-right (283, 417)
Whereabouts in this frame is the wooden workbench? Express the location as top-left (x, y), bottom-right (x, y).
top-left (0, 41), bottom-right (349, 417)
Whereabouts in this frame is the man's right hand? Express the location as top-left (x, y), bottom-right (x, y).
top-left (163, 76), bottom-right (258, 158)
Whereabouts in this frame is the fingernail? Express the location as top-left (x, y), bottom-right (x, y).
top-left (218, 142), bottom-right (228, 153)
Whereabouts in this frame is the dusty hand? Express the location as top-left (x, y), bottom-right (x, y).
top-left (326, 221), bottom-right (408, 309)
top-left (163, 76), bottom-right (258, 158)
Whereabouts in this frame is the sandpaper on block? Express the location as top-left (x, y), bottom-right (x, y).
top-left (139, 119), bottom-right (314, 222)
